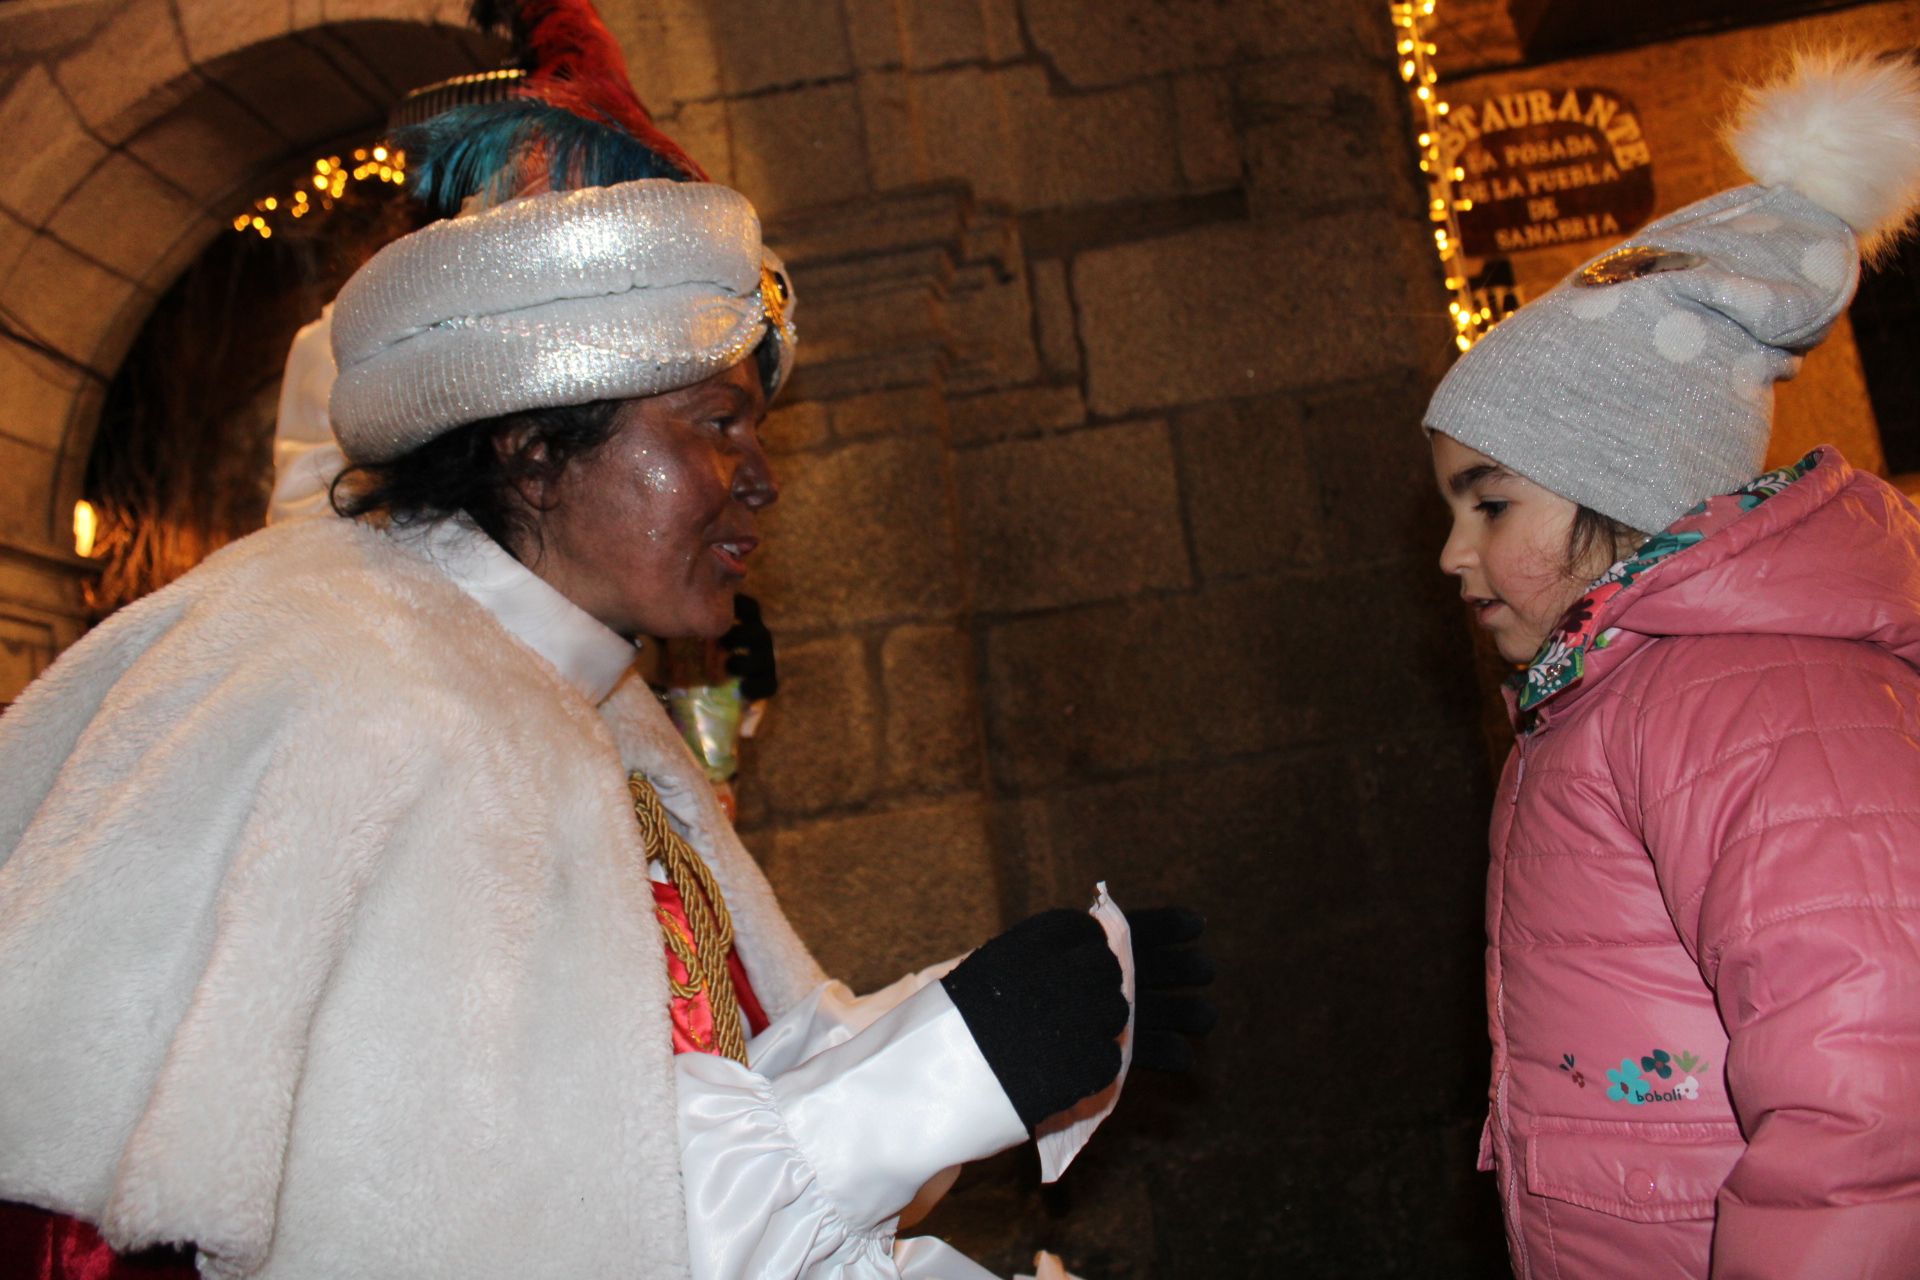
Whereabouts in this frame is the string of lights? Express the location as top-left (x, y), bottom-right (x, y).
top-left (1392, 0), bottom-right (1491, 353)
top-left (231, 145), bottom-right (407, 240)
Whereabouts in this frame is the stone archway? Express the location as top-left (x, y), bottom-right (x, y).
top-left (0, 0), bottom-right (499, 696)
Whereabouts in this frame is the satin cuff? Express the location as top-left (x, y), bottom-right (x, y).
top-left (770, 983), bottom-right (1027, 1228)
top-left (676, 983), bottom-right (1027, 1279)
top-left (747, 957), bottom-right (961, 1079)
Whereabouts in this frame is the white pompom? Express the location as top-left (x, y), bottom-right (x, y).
top-left (1728, 49), bottom-right (1920, 262)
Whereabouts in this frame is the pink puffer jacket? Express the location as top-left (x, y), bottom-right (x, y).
top-left (1483, 447), bottom-right (1920, 1279)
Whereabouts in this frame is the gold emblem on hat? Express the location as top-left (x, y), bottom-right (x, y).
top-left (760, 265), bottom-right (791, 329)
top-left (1576, 245), bottom-right (1707, 288)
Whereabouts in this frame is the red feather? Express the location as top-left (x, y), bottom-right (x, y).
top-left (481, 0), bottom-right (707, 181)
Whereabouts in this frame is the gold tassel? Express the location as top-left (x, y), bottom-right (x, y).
top-left (629, 773), bottom-right (749, 1065)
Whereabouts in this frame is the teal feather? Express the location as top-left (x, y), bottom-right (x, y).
top-left (395, 101), bottom-right (688, 216)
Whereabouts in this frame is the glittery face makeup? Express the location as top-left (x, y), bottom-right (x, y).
top-left (1431, 432), bottom-right (1612, 665)
top-left (524, 359), bottom-right (774, 641)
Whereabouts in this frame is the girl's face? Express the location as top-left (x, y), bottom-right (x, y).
top-left (1430, 432), bottom-right (1611, 664)
top-left (520, 359), bottom-right (775, 641)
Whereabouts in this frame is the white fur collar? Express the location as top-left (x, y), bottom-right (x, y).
top-left (398, 516), bottom-right (638, 705)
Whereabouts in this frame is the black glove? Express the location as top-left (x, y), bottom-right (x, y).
top-left (940, 909), bottom-right (1128, 1132)
top-left (720, 594), bottom-right (777, 701)
top-left (1126, 906), bottom-right (1215, 1073)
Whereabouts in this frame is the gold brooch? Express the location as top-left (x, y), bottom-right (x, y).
top-left (760, 265), bottom-right (791, 329)
top-left (1576, 245), bottom-right (1706, 288)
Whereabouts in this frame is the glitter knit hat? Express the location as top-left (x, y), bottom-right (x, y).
top-left (328, 0), bottom-right (796, 465)
top-left (1424, 51), bottom-right (1920, 535)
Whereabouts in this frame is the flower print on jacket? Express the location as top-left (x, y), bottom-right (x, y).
top-left (1606, 1059), bottom-right (1646, 1105)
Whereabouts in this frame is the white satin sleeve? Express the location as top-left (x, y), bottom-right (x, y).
top-left (746, 956), bottom-right (964, 1078)
top-left (676, 981), bottom-right (1027, 1280)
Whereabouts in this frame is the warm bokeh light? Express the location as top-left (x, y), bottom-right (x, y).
top-left (238, 148), bottom-right (406, 240)
top-left (72, 500), bottom-right (98, 558)
top-left (1393, 0), bottom-right (1503, 352)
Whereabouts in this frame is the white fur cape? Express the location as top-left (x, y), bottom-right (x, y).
top-left (0, 516), bottom-right (826, 1278)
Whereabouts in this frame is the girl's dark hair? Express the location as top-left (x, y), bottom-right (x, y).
top-left (1565, 504), bottom-right (1642, 577)
top-left (331, 399), bottom-right (623, 554)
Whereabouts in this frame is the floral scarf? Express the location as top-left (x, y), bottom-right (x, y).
top-left (1512, 450), bottom-right (1824, 721)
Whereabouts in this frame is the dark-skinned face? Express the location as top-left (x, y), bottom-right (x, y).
top-left (517, 359), bottom-right (775, 641)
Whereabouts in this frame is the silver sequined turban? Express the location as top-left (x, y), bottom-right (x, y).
top-left (329, 179), bottom-right (797, 464)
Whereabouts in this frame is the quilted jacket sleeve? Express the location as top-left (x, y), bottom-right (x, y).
top-left (1630, 640), bottom-right (1920, 1279)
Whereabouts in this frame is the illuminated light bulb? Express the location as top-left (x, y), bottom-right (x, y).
top-left (1437, 101), bottom-right (1450, 115)
top-left (1457, 335), bottom-right (1472, 352)
top-left (1453, 166), bottom-right (1465, 180)
top-left (1418, 132), bottom-right (1432, 146)
top-left (1401, 59), bottom-right (1416, 80)
top-left (313, 174), bottom-right (328, 189)
top-left (354, 148), bottom-right (368, 161)
top-left (1445, 277), bottom-right (1463, 289)
top-left (373, 145), bottom-right (388, 161)
top-left (1416, 86), bottom-right (1432, 101)
top-left (73, 501), bottom-right (98, 557)
top-left (1398, 39), bottom-right (1413, 54)
top-left (263, 197), bottom-right (277, 210)
top-left (232, 214), bottom-right (248, 230)
top-left (1449, 301), bottom-right (1462, 315)
top-left (1419, 159), bottom-right (1431, 172)
top-left (1456, 198), bottom-right (1474, 210)
top-left (251, 216), bottom-right (265, 229)
top-left (316, 159), bottom-right (331, 174)
top-left (259, 225), bottom-right (272, 239)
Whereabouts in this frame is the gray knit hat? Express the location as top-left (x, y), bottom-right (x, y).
top-left (1425, 51), bottom-right (1920, 534)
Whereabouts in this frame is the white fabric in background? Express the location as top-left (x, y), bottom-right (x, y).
top-left (266, 307), bottom-right (345, 525)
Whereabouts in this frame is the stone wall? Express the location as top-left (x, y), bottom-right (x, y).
top-left (606, 1), bottom-right (1506, 1273)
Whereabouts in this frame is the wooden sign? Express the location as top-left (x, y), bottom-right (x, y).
top-left (1438, 87), bottom-right (1656, 257)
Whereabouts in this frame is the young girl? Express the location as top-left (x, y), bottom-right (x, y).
top-left (1426, 53), bottom-right (1920, 1278)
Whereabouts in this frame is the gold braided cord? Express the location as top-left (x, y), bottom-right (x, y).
top-left (629, 773), bottom-right (749, 1064)
top-left (655, 907), bottom-right (702, 1001)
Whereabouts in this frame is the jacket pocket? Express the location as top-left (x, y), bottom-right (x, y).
top-left (1523, 1116), bottom-right (1745, 1224)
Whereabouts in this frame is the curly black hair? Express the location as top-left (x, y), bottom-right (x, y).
top-left (330, 399), bottom-right (623, 557)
